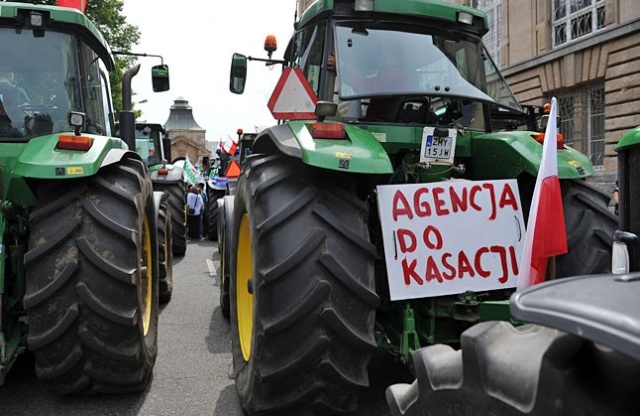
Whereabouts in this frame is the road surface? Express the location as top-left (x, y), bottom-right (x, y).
top-left (0, 239), bottom-right (411, 415)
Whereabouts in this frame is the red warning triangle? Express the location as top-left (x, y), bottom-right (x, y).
top-left (225, 160), bottom-right (241, 178)
top-left (267, 67), bottom-right (318, 120)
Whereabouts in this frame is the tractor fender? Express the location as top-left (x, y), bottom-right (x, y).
top-left (149, 163), bottom-right (184, 182)
top-left (100, 148), bottom-right (144, 169)
top-left (469, 131), bottom-right (594, 180)
top-left (152, 190), bottom-right (168, 226)
top-left (13, 135), bottom-right (139, 179)
top-left (616, 126), bottom-right (640, 151)
top-left (253, 122), bottom-right (393, 174)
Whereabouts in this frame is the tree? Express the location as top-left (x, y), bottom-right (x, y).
top-left (85, 0), bottom-right (140, 113)
top-left (9, 0), bottom-right (140, 113)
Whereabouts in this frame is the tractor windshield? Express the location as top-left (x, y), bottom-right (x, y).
top-left (334, 23), bottom-right (521, 113)
top-left (135, 126), bottom-right (162, 165)
top-left (0, 28), bottom-right (113, 140)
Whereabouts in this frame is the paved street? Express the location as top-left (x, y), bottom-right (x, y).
top-left (0, 239), bottom-right (411, 416)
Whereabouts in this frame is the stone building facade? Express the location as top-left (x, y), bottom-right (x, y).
top-left (164, 97), bottom-right (209, 166)
top-left (455, 0), bottom-right (640, 192)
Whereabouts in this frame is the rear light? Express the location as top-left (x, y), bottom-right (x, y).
top-left (532, 132), bottom-right (564, 149)
top-left (309, 122), bottom-right (346, 139)
top-left (158, 168), bottom-right (169, 175)
top-left (57, 134), bottom-right (92, 151)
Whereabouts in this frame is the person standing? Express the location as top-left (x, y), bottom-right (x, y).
top-left (186, 185), bottom-right (204, 240)
top-left (196, 182), bottom-right (207, 240)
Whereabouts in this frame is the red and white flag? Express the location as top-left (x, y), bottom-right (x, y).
top-left (56, 0), bottom-right (87, 12)
top-left (517, 97), bottom-right (568, 291)
top-left (223, 135), bottom-right (238, 155)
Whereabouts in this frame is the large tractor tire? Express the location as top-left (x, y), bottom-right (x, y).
top-left (519, 178), bottom-right (617, 276)
top-left (207, 186), bottom-right (226, 241)
top-left (556, 179), bottom-right (617, 276)
top-left (219, 196), bottom-right (234, 320)
top-left (154, 179), bottom-right (187, 257)
top-left (386, 320), bottom-right (640, 415)
top-left (23, 156), bottom-right (160, 395)
top-left (158, 200), bottom-right (173, 304)
top-left (230, 155), bottom-right (380, 415)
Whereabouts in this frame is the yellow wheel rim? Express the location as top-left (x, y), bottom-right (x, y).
top-left (141, 214), bottom-right (153, 336)
top-left (237, 214), bottom-right (254, 361)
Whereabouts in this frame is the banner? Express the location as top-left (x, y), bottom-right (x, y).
top-left (183, 157), bottom-right (204, 185)
top-left (377, 180), bottom-right (526, 300)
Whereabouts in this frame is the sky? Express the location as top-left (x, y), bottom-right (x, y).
top-left (122, 0), bottom-right (297, 144)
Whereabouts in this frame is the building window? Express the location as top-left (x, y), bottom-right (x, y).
top-left (554, 84), bottom-right (605, 168)
top-left (552, 0), bottom-right (606, 47)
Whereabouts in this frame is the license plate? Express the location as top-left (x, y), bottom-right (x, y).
top-left (424, 135), bottom-right (452, 159)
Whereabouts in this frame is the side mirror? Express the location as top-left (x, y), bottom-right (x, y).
top-left (152, 64), bottom-right (170, 92)
top-left (230, 53), bottom-right (248, 94)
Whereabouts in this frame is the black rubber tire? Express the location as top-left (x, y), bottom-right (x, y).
top-left (230, 155), bottom-right (379, 415)
top-left (519, 178), bottom-right (617, 277)
top-left (386, 321), bottom-right (640, 415)
top-left (23, 156), bottom-right (160, 395)
top-left (216, 201), bottom-right (225, 252)
top-left (556, 179), bottom-right (617, 276)
top-left (219, 196), bottom-right (234, 320)
top-left (154, 179), bottom-right (187, 257)
top-left (207, 187), bottom-right (226, 241)
top-left (158, 202), bottom-right (173, 304)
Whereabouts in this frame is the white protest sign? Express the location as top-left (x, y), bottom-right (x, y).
top-left (376, 180), bottom-right (525, 301)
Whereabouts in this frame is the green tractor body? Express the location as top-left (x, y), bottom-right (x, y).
top-left (206, 130), bottom-right (257, 243)
top-left (384, 131), bottom-right (640, 416)
top-left (613, 126), bottom-right (640, 272)
top-left (213, 131), bottom-right (257, 319)
top-left (226, 0), bottom-right (617, 414)
top-left (0, 2), bottom-right (168, 392)
top-left (131, 122), bottom-right (188, 303)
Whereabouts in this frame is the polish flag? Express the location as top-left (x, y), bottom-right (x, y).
top-left (517, 97), bottom-right (568, 291)
top-left (223, 135), bottom-right (238, 155)
top-left (57, 0), bottom-right (87, 12)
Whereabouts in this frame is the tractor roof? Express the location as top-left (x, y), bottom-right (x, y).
top-left (296, 0), bottom-right (488, 35)
top-left (0, 2), bottom-right (114, 70)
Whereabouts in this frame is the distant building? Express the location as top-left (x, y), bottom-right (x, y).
top-left (164, 97), bottom-right (209, 165)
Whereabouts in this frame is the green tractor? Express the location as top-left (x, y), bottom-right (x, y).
top-left (205, 129), bottom-right (256, 243)
top-left (385, 129), bottom-right (640, 415)
top-left (613, 126), bottom-right (640, 272)
top-left (227, 0), bottom-right (617, 414)
top-left (132, 122), bottom-right (188, 302)
top-left (215, 129), bottom-right (257, 319)
top-left (0, 2), bottom-right (169, 392)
